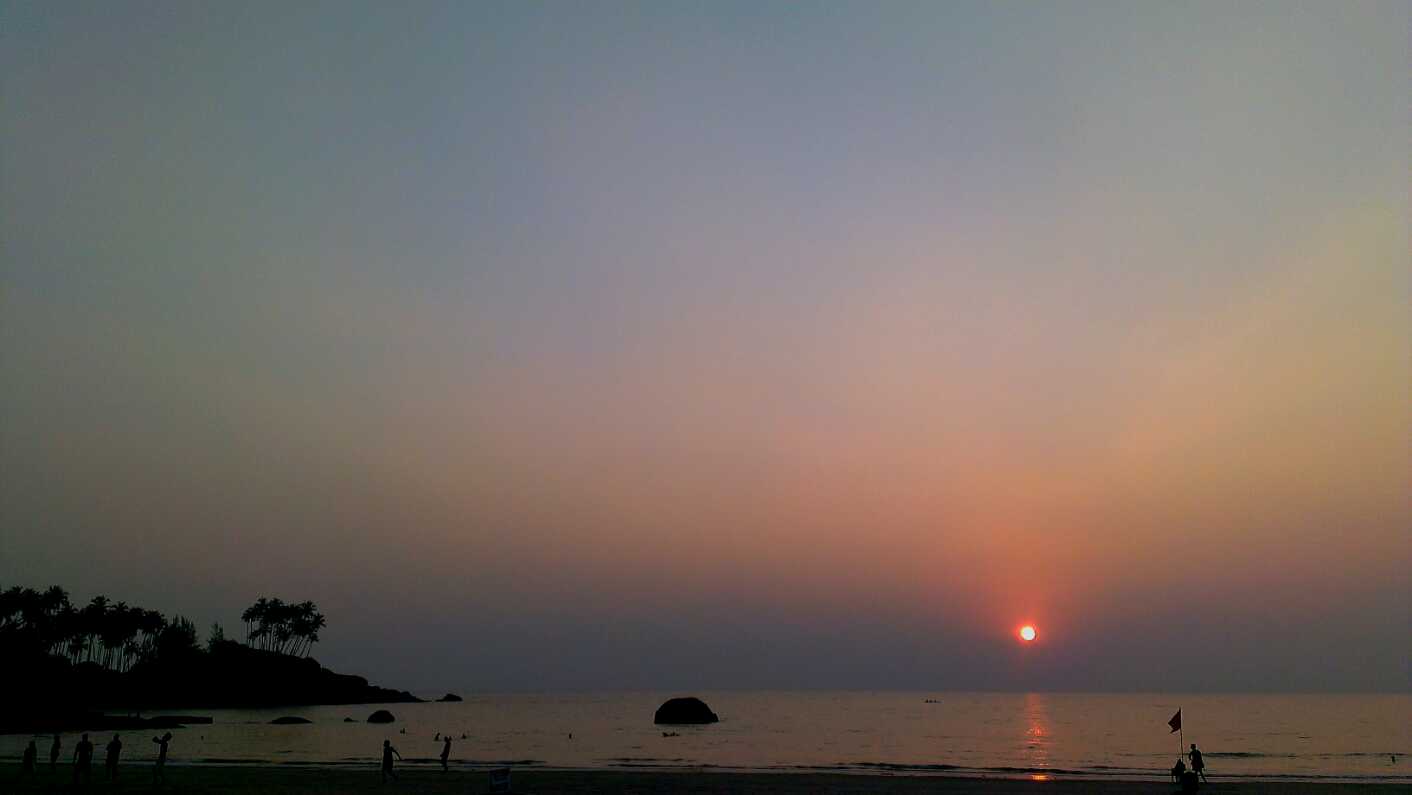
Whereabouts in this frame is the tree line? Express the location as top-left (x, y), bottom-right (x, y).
top-left (240, 597), bottom-right (326, 657)
top-left (0, 584), bottom-right (325, 671)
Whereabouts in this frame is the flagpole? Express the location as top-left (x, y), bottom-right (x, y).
top-left (1176, 707), bottom-right (1183, 760)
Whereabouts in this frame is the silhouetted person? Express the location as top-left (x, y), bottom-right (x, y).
top-left (381, 739), bottom-right (402, 783)
top-left (49, 734), bottom-right (60, 770)
top-left (1190, 743), bottom-right (1206, 782)
top-left (1170, 757), bottom-right (1186, 783)
top-left (440, 736), bottom-right (451, 772)
top-left (21, 740), bottom-right (37, 774)
top-left (105, 734), bottom-right (122, 781)
top-left (152, 732), bottom-right (172, 784)
top-left (72, 732), bottom-right (94, 786)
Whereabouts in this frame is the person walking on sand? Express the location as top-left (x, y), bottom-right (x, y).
top-left (105, 734), bottom-right (122, 781)
top-left (21, 740), bottom-right (38, 774)
top-left (152, 732), bottom-right (172, 784)
top-left (381, 739), bottom-right (402, 783)
top-left (1190, 743), bottom-right (1207, 782)
top-left (49, 734), bottom-right (61, 771)
top-left (72, 732), bottom-right (94, 786)
top-left (439, 735), bottom-right (452, 772)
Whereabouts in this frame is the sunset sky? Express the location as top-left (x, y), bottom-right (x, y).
top-left (3, 2), bottom-right (1406, 692)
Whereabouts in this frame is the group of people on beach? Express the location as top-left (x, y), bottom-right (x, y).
top-left (24, 728), bottom-right (449, 785)
top-left (1171, 743), bottom-right (1207, 785)
top-left (379, 731), bottom-right (462, 782)
top-left (20, 730), bottom-right (173, 785)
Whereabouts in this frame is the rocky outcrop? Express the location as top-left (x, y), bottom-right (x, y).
top-left (270, 716), bottom-right (312, 724)
top-left (367, 709), bottom-right (396, 724)
top-left (2, 641), bottom-right (422, 735)
top-left (653, 697), bottom-right (719, 725)
top-left (438, 693), bottom-right (463, 702)
top-left (0, 713), bottom-right (211, 734)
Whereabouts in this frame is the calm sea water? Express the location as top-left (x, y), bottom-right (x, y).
top-left (8, 692), bottom-right (1408, 783)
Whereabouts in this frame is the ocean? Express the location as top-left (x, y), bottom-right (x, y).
top-left (7, 692), bottom-right (1408, 783)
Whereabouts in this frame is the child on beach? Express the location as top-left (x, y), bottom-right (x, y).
top-left (72, 733), bottom-right (94, 785)
top-left (152, 732), bottom-right (172, 784)
top-left (1190, 744), bottom-right (1207, 782)
top-left (105, 734), bottom-right (122, 781)
top-left (381, 739), bottom-right (402, 783)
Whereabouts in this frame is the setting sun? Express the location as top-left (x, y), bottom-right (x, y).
top-left (1019, 625), bottom-right (1037, 642)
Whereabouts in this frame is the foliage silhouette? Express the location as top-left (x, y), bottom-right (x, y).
top-left (1, 582), bottom-right (419, 735)
top-left (241, 598), bottom-right (326, 657)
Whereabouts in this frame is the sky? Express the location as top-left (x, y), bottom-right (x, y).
top-left (2, 2), bottom-right (1406, 692)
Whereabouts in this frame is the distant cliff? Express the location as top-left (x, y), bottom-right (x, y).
top-left (6, 641), bottom-right (420, 734)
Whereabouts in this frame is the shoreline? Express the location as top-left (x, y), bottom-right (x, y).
top-left (121, 760), bottom-right (1412, 785)
top-left (3, 764), bottom-right (1407, 793)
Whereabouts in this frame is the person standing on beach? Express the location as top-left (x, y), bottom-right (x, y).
top-left (381, 739), bottom-right (402, 783)
top-left (1189, 743), bottom-right (1207, 782)
top-left (439, 735), bottom-right (452, 772)
top-left (21, 740), bottom-right (38, 774)
top-left (105, 734), bottom-right (122, 781)
top-left (49, 734), bottom-right (60, 771)
top-left (72, 732), bottom-right (94, 785)
top-left (152, 731), bottom-right (172, 784)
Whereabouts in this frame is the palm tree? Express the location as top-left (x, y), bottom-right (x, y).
top-left (242, 598), bottom-right (268, 646)
top-left (80, 596), bottom-right (109, 664)
top-left (99, 601), bottom-right (130, 670)
top-left (296, 602), bottom-right (326, 658)
top-left (39, 587), bottom-right (72, 656)
top-left (239, 596), bottom-right (326, 656)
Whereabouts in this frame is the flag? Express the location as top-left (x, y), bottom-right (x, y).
top-left (1168, 709), bottom-right (1182, 733)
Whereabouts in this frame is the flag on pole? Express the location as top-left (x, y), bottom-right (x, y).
top-left (1168, 709), bottom-right (1182, 733)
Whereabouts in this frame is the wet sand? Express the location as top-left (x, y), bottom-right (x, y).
top-left (2, 764), bottom-right (1405, 794)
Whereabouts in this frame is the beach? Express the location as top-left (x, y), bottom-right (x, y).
top-left (4, 692), bottom-right (1407, 786)
top-left (3, 764), bottom-right (1407, 793)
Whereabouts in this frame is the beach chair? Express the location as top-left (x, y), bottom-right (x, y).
top-left (488, 766), bottom-right (512, 793)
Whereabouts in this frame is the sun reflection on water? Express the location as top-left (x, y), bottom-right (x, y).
top-left (1023, 693), bottom-right (1052, 773)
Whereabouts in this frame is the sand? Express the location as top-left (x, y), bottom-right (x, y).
top-left (3, 763), bottom-right (1406, 793)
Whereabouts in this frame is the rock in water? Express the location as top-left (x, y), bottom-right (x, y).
top-left (270, 716), bottom-right (312, 724)
top-left (653, 697), bottom-right (719, 725)
top-left (438, 693), bottom-right (463, 702)
top-left (367, 710), bottom-right (396, 724)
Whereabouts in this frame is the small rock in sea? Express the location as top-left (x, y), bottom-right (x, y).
top-left (367, 710), bottom-right (396, 724)
top-left (438, 693), bottom-right (463, 702)
top-left (270, 716), bottom-right (312, 725)
top-left (343, 717), bottom-right (356, 723)
top-left (653, 697), bottom-right (719, 725)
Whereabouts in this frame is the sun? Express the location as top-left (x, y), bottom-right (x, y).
top-left (1019, 625), bottom-right (1037, 642)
